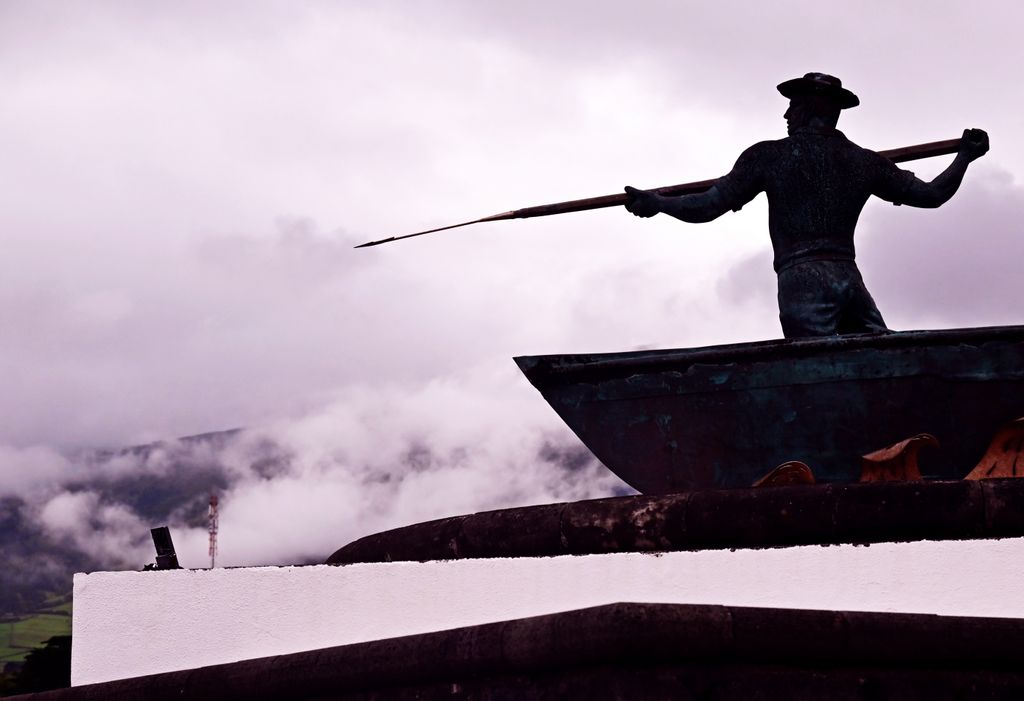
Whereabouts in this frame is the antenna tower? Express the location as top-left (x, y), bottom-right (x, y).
top-left (208, 494), bottom-right (219, 568)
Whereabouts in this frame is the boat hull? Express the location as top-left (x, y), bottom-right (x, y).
top-left (515, 326), bottom-right (1024, 493)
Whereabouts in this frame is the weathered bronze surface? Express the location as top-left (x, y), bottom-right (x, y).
top-left (753, 461), bottom-right (816, 487)
top-left (625, 72), bottom-right (989, 337)
top-left (327, 479), bottom-right (1024, 564)
top-left (515, 326), bottom-right (1024, 493)
top-left (966, 417), bottom-right (1024, 479)
top-left (860, 433), bottom-right (938, 482)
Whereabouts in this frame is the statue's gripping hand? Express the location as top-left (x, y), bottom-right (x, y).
top-left (960, 128), bottom-right (989, 161)
top-left (624, 185), bottom-right (662, 218)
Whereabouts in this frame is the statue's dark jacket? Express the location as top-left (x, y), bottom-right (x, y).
top-left (715, 128), bottom-right (917, 273)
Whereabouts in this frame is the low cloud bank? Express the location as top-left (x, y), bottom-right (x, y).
top-left (0, 367), bottom-right (630, 611)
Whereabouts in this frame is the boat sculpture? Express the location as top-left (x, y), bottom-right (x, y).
top-left (515, 326), bottom-right (1024, 493)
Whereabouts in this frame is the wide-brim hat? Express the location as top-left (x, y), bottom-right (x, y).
top-left (777, 72), bottom-right (859, 109)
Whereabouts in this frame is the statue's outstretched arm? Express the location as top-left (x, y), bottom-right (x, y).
top-left (625, 143), bottom-right (764, 223)
top-left (885, 128), bottom-right (989, 209)
top-left (624, 185), bottom-right (731, 223)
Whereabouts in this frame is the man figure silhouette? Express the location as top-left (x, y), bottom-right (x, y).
top-left (625, 72), bottom-right (989, 338)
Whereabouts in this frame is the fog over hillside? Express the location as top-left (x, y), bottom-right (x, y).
top-left (1, 378), bottom-right (628, 611)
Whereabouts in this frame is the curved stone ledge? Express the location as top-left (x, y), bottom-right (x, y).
top-left (326, 478), bottom-right (1024, 564)
top-left (20, 603), bottom-right (1024, 700)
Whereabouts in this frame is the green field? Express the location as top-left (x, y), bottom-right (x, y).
top-left (0, 595), bottom-right (72, 665)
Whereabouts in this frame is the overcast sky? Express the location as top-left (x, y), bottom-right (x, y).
top-left (1, 2), bottom-right (1022, 567)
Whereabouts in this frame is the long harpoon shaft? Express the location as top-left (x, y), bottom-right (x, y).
top-left (354, 137), bottom-right (962, 248)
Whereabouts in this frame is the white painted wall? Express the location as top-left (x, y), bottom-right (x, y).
top-left (73, 537), bottom-right (1024, 686)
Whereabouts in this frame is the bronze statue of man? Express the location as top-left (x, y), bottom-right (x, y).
top-left (625, 72), bottom-right (989, 338)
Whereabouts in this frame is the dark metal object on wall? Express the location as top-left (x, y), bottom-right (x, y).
top-left (515, 325), bottom-right (1024, 494)
top-left (149, 526), bottom-right (181, 570)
